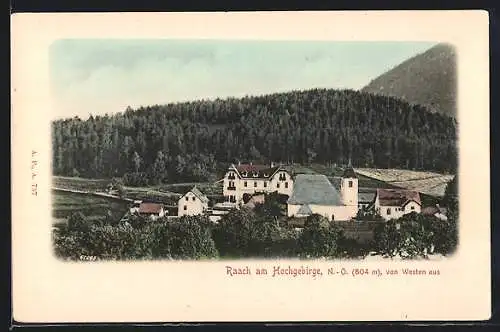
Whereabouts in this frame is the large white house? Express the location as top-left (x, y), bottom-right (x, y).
top-left (178, 187), bottom-right (209, 217)
top-left (222, 162), bottom-right (293, 206)
top-left (287, 167), bottom-right (359, 221)
top-left (373, 188), bottom-right (421, 221)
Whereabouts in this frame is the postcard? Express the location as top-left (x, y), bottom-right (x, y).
top-left (11, 11), bottom-right (490, 322)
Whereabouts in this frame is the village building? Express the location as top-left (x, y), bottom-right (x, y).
top-left (286, 168), bottom-right (359, 221)
top-left (222, 162), bottom-right (294, 206)
top-left (137, 202), bottom-right (166, 221)
top-left (373, 188), bottom-right (422, 221)
top-left (422, 204), bottom-right (448, 221)
top-left (177, 186), bottom-right (209, 217)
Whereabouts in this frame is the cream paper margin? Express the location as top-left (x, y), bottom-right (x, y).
top-left (11, 11), bottom-right (490, 323)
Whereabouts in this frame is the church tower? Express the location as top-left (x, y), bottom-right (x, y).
top-left (340, 164), bottom-right (358, 208)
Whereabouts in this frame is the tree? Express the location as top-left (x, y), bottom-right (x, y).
top-left (132, 151), bottom-right (142, 173)
top-left (164, 215), bottom-right (219, 259)
top-left (151, 151), bottom-right (167, 184)
top-left (373, 213), bottom-right (436, 259)
top-left (67, 211), bottom-right (90, 233)
top-left (254, 192), bottom-right (283, 221)
top-left (212, 208), bottom-right (257, 257)
top-left (297, 214), bottom-right (343, 258)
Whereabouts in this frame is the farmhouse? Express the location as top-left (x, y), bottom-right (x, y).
top-left (178, 186), bottom-right (209, 217)
top-left (287, 170), bottom-right (358, 221)
top-left (373, 188), bottom-right (421, 221)
top-left (138, 202), bottom-right (166, 220)
top-left (223, 162), bottom-right (293, 206)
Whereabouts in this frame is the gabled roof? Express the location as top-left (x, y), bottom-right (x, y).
top-left (376, 189), bottom-right (421, 207)
top-left (139, 202), bottom-right (164, 214)
top-left (187, 186), bottom-right (209, 204)
top-left (297, 204), bottom-right (313, 215)
top-left (287, 174), bottom-right (344, 206)
top-left (230, 164), bottom-right (283, 179)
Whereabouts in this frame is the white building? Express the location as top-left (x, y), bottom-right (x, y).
top-left (222, 163), bottom-right (293, 206)
top-left (373, 188), bottom-right (422, 221)
top-left (287, 167), bottom-right (359, 222)
top-left (178, 186), bottom-right (209, 217)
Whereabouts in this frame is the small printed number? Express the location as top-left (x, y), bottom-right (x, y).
top-left (80, 255), bottom-right (97, 261)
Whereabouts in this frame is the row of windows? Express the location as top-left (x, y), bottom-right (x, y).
top-left (226, 171), bottom-right (289, 180)
top-left (185, 196), bottom-right (196, 201)
top-left (242, 181), bottom-right (288, 189)
top-left (386, 205), bottom-right (415, 215)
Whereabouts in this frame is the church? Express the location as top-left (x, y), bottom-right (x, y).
top-left (287, 166), bottom-right (359, 221)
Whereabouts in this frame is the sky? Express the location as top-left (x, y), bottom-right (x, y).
top-left (49, 39), bottom-right (437, 119)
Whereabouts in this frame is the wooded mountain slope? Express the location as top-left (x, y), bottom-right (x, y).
top-left (52, 88), bottom-right (457, 184)
top-left (362, 43), bottom-right (457, 118)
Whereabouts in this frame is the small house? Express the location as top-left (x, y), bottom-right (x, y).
top-left (373, 188), bottom-right (421, 221)
top-left (178, 186), bottom-right (209, 217)
top-left (138, 202), bottom-right (166, 220)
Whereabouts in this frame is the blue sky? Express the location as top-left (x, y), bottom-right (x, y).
top-left (50, 39), bottom-right (437, 119)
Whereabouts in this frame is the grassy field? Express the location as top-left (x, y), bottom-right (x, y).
top-left (354, 168), bottom-right (454, 197)
top-left (53, 176), bottom-right (110, 192)
top-left (52, 190), bottom-right (129, 224)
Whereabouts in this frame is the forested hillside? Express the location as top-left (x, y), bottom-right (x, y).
top-left (362, 43), bottom-right (457, 117)
top-left (52, 88), bottom-right (457, 185)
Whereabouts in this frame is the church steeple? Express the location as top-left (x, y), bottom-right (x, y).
top-left (342, 162), bottom-right (357, 179)
top-left (340, 162), bottom-right (358, 208)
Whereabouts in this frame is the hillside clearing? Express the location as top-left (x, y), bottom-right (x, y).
top-left (354, 168), bottom-right (454, 197)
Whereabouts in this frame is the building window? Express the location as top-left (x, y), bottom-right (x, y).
top-left (185, 197), bottom-right (189, 201)
top-left (264, 182), bottom-right (267, 188)
top-left (411, 206), bottom-right (415, 210)
top-left (387, 208), bottom-right (391, 215)
top-left (332, 214), bottom-right (335, 221)
top-left (348, 180), bottom-right (353, 188)
top-left (254, 182), bottom-right (257, 187)
top-left (192, 197), bottom-right (195, 201)
top-left (285, 182), bottom-right (288, 188)
top-left (244, 181), bottom-right (247, 187)
top-left (277, 183), bottom-right (280, 189)
top-left (183, 206), bottom-right (187, 211)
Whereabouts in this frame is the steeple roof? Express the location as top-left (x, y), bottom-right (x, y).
top-left (342, 165), bottom-right (357, 179)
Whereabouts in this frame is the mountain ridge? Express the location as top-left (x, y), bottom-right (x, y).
top-left (362, 43), bottom-right (457, 118)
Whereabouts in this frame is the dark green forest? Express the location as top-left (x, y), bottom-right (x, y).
top-left (52, 88), bottom-right (457, 185)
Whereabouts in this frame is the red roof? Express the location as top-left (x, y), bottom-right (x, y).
top-left (233, 164), bottom-right (281, 179)
top-left (138, 203), bottom-right (164, 214)
top-left (377, 189), bottom-right (421, 207)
